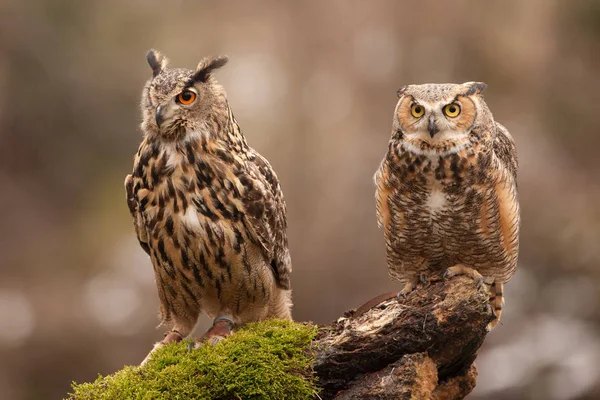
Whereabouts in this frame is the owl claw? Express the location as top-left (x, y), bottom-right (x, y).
top-left (476, 277), bottom-right (484, 289)
top-left (419, 273), bottom-right (428, 285)
top-left (443, 264), bottom-right (485, 288)
top-left (188, 316), bottom-right (234, 351)
top-left (397, 279), bottom-right (417, 300)
top-left (442, 269), bottom-right (451, 281)
top-left (396, 290), bottom-right (408, 300)
top-left (187, 342), bottom-right (198, 352)
top-left (209, 335), bottom-right (226, 346)
top-left (187, 333), bottom-right (227, 353)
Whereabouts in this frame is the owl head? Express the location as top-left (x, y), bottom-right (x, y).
top-left (393, 82), bottom-right (494, 155)
top-left (140, 49), bottom-right (229, 141)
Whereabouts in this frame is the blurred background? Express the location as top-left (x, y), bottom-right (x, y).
top-left (0, 0), bottom-right (599, 399)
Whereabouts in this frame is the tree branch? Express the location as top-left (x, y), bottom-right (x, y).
top-left (313, 276), bottom-right (492, 399)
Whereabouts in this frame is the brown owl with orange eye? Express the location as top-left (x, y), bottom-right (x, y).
top-left (125, 50), bottom-right (292, 364)
top-left (374, 82), bottom-right (520, 330)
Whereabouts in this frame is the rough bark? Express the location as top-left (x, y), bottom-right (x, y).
top-left (313, 276), bottom-right (492, 399)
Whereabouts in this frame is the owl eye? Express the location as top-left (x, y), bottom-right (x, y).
top-left (443, 103), bottom-right (461, 118)
top-left (177, 90), bottom-right (197, 105)
top-left (410, 104), bottom-right (425, 118)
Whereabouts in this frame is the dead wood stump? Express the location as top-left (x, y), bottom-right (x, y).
top-left (313, 276), bottom-right (492, 399)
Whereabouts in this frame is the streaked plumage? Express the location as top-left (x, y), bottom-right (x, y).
top-left (374, 82), bottom-right (519, 329)
top-left (125, 50), bottom-right (292, 363)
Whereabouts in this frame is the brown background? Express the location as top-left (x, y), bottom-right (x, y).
top-left (1, 1), bottom-right (599, 399)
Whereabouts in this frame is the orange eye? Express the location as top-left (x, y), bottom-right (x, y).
top-left (177, 90), bottom-right (196, 105)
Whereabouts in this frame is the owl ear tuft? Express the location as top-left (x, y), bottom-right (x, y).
top-left (464, 82), bottom-right (487, 96)
top-left (396, 86), bottom-right (408, 98)
top-left (146, 49), bottom-right (168, 77)
top-left (191, 56), bottom-right (229, 83)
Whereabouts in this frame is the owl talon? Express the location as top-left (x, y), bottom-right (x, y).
top-left (209, 335), bottom-right (226, 346)
top-left (397, 279), bottom-right (417, 300)
top-left (186, 342), bottom-right (198, 352)
top-left (186, 317), bottom-right (235, 352)
top-left (188, 335), bottom-right (227, 351)
top-left (443, 264), bottom-right (484, 287)
top-left (476, 277), bottom-right (484, 289)
top-left (442, 269), bottom-right (451, 281)
top-left (419, 273), bottom-right (428, 285)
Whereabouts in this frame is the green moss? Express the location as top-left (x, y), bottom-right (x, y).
top-left (68, 320), bottom-right (318, 400)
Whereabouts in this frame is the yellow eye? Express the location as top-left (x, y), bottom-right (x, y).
top-left (410, 104), bottom-right (425, 118)
top-left (177, 90), bottom-right (196, 105)
top-left (443, 103), bottom-right (461, 117)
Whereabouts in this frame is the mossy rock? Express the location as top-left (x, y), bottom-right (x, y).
top-left (68, 320), bottom-right (318, 400)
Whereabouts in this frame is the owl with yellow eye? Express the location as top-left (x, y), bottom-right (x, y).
top-left (374, 82), bottom-right (520, 330)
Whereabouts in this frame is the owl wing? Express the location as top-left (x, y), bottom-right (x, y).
top-left (125, 174), bottom-right (151, 255)
top-left (242, 152), bottom-right (292, 290)
top-left (491, 122), bottom-right (520, 283)
top-left (374, 143), bottom-right (397, 234)
top-left (493, 122), bottom-right (518, 182)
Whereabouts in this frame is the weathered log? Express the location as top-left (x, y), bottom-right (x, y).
top-left (68, 276), bottom-right (492, 399)
top-left (313, 276), bottom-right (492, 399)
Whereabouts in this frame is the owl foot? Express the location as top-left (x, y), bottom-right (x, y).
top-left (397, 274), bottom-right (428, 299)
top-left (187, 316), bottom-right (234, 351)
top-left (163, 330), bottom-right (184, 344)
top-left (397, 280), bottom-right (416, 299)
top-left (443, 264), bottom-right (484, 289)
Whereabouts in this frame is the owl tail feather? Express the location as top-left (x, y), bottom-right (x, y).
top-left (487, 281), bottom-right (504, 330)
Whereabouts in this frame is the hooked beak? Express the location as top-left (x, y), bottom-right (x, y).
top-left (428, 116), bottom-right (439, 138)
top-left (155, 105), bottom-right (165, 128)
